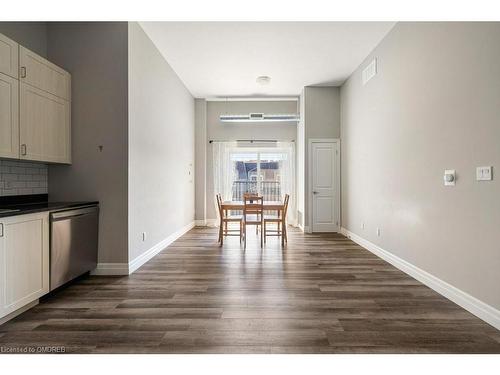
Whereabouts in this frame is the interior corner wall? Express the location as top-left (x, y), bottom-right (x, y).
top-left (296, 91), bottom-right (306, 228)
top-left (302, 86), bottom-right (341, 229)
top-left (46, 22), bottom-right (129, 264)
top-left (0, 22), bottom-right (48, 58)
top-left (194, 99), bottom-right (207, 223)
top-left (340, 22), bottom-right (500, 310)
top-left (128, 22), bottom-right (195, 263)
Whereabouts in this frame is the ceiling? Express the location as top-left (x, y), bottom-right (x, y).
top-left (140, 22), bottom-right (395, 98)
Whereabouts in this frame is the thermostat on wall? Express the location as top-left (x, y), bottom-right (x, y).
top-left (444, 170), bottom-right (455, 186)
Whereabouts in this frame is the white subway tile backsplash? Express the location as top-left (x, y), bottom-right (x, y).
top-left (0, 160), bottom-right (48, 196)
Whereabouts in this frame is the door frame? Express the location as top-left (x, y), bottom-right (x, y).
top-left (308, 138), bottom-right (340, 233)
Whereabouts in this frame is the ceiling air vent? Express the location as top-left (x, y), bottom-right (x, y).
top-left (220, 113), bottom-right (299, 123)
top-left (249, 113), bottom-right (264, 120)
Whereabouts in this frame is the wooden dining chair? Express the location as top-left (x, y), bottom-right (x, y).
top-left (243, 192), bottom-right (259, 234)
top-left (264, 194), bottom-right (290, 246)
top-left (243, 195), bottom-right (264, 249)
top-left (216, 194), bottom-right (243, 245)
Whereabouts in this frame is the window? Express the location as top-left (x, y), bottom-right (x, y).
top-left (213, 141), bottom-right (296, 223)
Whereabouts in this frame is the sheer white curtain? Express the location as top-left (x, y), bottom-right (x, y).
top-left (212, 141), bottom-right (237, 202)
top-left (277, 141), bottom-right (296, 225)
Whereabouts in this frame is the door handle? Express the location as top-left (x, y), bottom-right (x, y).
top-left (20, 66), bottom-right (26, 78)
top-left (21, 144), bottom-right (27, 156)
top-left (0, 223), bottom-right (3, 237)
top-left (313, 191), bottom-right (318, 194)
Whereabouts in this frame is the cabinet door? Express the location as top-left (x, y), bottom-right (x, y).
top-left (19, 45), bottom-right (70, 100)
top-left (20, 82), bottom-right (71, 164)
top-left (0, 72), bottom-right (19, 158)
top-left (0, 33), bottom-right (19, 78)
top-left (0, 212), bottom-right (49, 319)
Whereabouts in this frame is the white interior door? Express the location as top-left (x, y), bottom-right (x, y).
top-left (311, 141), bottom-right (339, 232)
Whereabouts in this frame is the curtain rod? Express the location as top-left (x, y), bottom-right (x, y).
top-left (209, 139), bottom-right (295, 144)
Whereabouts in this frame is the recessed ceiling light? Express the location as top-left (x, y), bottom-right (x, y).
top-left (256, 76), bottom-right (271, 85)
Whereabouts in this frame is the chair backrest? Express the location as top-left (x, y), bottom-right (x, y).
top-left (243, 192), bottom-right (258, 201)
top-left (282, 194), bottom-right (290, 219)
top-left (243, 195), bottom-right (263, 222)
top-left (216, 194), bottom-right (223, 218)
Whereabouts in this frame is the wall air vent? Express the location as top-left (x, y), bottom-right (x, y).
top-left (362, 58), bottom-right (377, 85)
top-left (220, 113), bottom-right (299, 123)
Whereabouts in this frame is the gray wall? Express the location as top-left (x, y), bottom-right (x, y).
top-left (340, 22), bottom-right (500, 309)
top-left (194, 99), bottom-right (207, 223)
top-left (204, 100), bottom-right (298, 220)
top-left (301, 86), bottom-right (341, 228)
top-left (128, 22), bottom-right (195, 262)
top-left (0, 22), bottom-right (47, 57)
top-left (47, 22), bottom-right (129, 264)
top-left (296, 92), bottom-right (306, 227)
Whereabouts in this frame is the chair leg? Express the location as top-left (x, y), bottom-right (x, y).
top-left (281, 221), bottom-right (286, 247)
top-left (239, 221), bottom-right (242, 243)
top-left (260, 223), bottom-right (263, 248)
top-left (244, 223), bottom-right (247, 250)
top-left (218, 219), bottom-right (222, 244)
top-left (264, 221), bottom-right (266, 243)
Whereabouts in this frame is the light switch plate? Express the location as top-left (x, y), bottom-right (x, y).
top-left (476, 166), bottom-right (492, 181)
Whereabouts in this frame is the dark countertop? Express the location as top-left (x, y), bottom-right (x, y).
top-left (0, 194), bottom-right (98, 218)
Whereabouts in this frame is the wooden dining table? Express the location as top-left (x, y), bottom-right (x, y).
top-left (221, 200), bottom-right (286, 246)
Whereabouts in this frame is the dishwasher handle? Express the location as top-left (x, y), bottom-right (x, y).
top-left (50, 206), bottom-right (99, 221)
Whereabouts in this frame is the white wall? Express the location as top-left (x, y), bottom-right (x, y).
top-left (203, 100), bottom-right (298, 221)
top-left (128, 22), bottom-right (195, 262)
top-left (341, 22), bottom-right (500, 310)
top-left (47, 22), bottom-right (129, 264)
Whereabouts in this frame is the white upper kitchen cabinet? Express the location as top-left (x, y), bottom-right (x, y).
top-left (0, 72), bottom-right (19, 159)
top-left (19, 82), bottom-right (71, 164)
top-left (19, 46), bottom-right (71, 100)
top-left (0, 33), bottom-right (19, 79)
top-left (0, 212), bottom-right (49, 321)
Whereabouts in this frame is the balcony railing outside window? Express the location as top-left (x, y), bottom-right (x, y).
top-left (232, 180), bottom-right (281, 201)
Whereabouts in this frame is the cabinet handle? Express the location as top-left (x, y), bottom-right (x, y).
top-left (21, 144), bottom-right (27, 156)
top-left (0, 223), bottom-right (3, 237)
top-left (20, 66), bottom-right (26, 78)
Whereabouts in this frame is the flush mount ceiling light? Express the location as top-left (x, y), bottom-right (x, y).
top-left (256, 76), bottom-right (271, 85)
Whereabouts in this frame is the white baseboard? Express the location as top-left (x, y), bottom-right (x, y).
top-left (128, 221), bottom-right (195, 274)
top-left (196, 219), bottom-right (218, 227)
top-left (0, 300), bottom-right (38, 325)
top-left (340, 227), bottom-right (500, 331)
top-left (195, 219), bottom-right (218, 227)
top-left (91, 263), bottom-right (129, 276)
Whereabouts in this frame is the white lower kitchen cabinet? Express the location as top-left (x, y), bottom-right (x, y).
top-left (0, 212), bottom-right (49, 320)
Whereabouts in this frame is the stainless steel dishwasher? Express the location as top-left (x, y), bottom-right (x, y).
top-left (50, 205), bottom-right (99, 291)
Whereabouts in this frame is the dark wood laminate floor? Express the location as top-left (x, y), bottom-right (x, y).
top-left (1, 227), bottom-right (499, 354)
